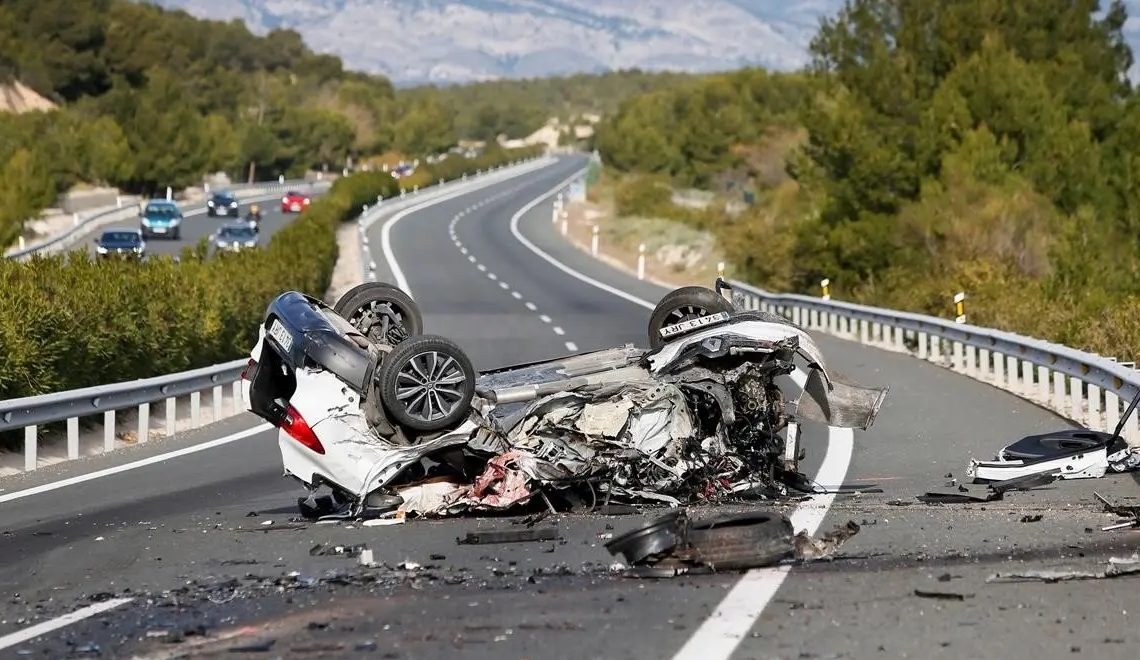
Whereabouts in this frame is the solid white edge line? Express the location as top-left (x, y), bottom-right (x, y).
top-left (378, 158), bottom-right (557, 297)
top-left (0, 597), bottom-right (134, 651)
top-left (0, 424), bottom-right (272, 505)
top-left (670, 428), bottom-right (854, 660)
top-left (507, 169), bottom-right (654, 311)
top-left (505, 164), bottom-right (860, 657)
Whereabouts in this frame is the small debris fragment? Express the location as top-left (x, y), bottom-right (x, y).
top-left (245, 511), bottom-right (258, 517)
top-left (1020, 514), bottom-right (1043, 523)
top-left (260, 520), bottom-right (273, 526)
top-left (914, 589), bottom-right (972, 601)
top-left (458, 528), bottom-right (560, 545)
top-left (228, 639), bottom-right (276, 653)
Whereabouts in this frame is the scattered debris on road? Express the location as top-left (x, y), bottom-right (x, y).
top-left (966, 391), bottom-right (1140, 483)
top-left (913, 471), bottom-right (1058, 504)
top-left (988, 555), bottom-right (1140, 583)
top-left (1094, 491), bottom-right (1140, 531)
top-left (914, 589), bottom-right (973, 601)
top-left (457, 527), bottom-right (561, 545)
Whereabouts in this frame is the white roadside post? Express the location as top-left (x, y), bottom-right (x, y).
top-left (591, 225), bottom-right (599, 256)
top-left (560, 210), bottom-right (568, 236)
top-left (17, 236), bottom-right (25, 251)
top-left (637, 243), bottom-right (646, 280)
top-left (166, 186), bottom-right (172, 201)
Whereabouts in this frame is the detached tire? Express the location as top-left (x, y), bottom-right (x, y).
top-left (647, 286), bottom-right (734, 349)
top-left (378, 335), bottom-right (476, 432)
top-left (334, 282), bottom-right (423, 345)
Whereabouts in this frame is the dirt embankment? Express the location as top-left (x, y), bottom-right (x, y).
top-left (0, 81), bottom-right (56, 113)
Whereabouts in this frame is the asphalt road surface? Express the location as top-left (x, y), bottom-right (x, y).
top-left (2, 156), bottom-right (1139, 659)
top-left (81, 196), bottom-right (311, 259)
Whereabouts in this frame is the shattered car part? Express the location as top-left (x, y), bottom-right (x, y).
top-left (457, 528), bottom-right (561, 545)
top-left (988, 555), bottom-right (1140, 583)
top-left (967, 391), bottom-right (1140, 483)
top-left (605, 509), bottom-right (860, 573)
top-left (1094, 491), bottom-right (1140, 531)
top-left (243, 283), bottom-right (888, 518)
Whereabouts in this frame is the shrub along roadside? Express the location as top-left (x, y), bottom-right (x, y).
top-left (0, 145), bottom-right (544, 402)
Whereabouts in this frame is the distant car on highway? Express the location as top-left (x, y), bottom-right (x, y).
top-left (281, 191), bottom-right (310, 213)
top-left (94, 229), bottom-right (146, 259)
top-left (207, 190), bottom-right (239, 217)
top-left (391, 163), bottom-right (415, 179)
top-left (139, 199), bottom-right (183, 239)
top-left (214, 222), bottom-right (259, 252)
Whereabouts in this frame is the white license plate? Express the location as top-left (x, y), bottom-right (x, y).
top-left (290, 203), bottom-right (301, 211)
top-left (268, 319), bottom-right (293, 352)
top-left (658, 311), bottom-right (731, 339)
top-left (153, 227), bottom-right (167, 233)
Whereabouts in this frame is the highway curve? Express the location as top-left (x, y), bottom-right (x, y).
top-left (1, 156), bottom-right (1138, 659)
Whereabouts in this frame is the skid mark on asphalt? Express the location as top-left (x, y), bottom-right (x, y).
top-left (448, 185), bottom-right (580, 353)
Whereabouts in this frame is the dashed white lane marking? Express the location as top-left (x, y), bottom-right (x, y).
top-left (0, 598), bottom-right (135, 651)
top-left (446, 183), bottom-right (581, 352)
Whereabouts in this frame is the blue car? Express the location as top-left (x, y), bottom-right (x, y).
top-left (94, 228), bottom-right (146, 259)
top-left (139, 199), bottom-right (183, 239)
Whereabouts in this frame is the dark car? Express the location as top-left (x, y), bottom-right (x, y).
top-left (213, 222), bottom-right (259, 252)
top-left (207, 191), bottom-right (240, 217)
top-left (94, 229), bottom-right (146, 259)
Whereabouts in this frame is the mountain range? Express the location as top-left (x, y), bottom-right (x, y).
top-left (150, 0), bottom-right (1140, 85)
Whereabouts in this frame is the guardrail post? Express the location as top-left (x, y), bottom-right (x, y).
top-left (966, 345), bottom-right (979, 376)
top-left (165, 397), bottom-right (176, 439)
top-left (1087, 384), bottom-right (1101, 429)
top-left (213, 385), bottom-right (223, 422)
top-left (893, 327), bottom-right (905, 352)
top-left (1127, 407), bottom-right (1140, 446)
top-left (232, 381), bottom-right (243, 414)
top-left (952, 341), bottom-right (964, 372)
top-left (1051, 371), bottom-right (1066, 413)
top-left (859, 319), bottom-right (868, 344)
top-left (637, 243), bottom-right (646, 280)
top-left (931, 336), bottom-right (942, 362)
top-left (917, 332), bottom-right (928, 359)
top-left (191, 391), bottom-right (201, 427)
top-left (1036, 365), bottom-right (1050, 403)
top-left (25, 426), bottom-right (37, 471)
top-left (138, 402), bottom-right (150, 443)
top-left (1021, 359), bottom-right (1035, 399)
top-left (1069, 376), bottom-right (1083, 422)
top-left (67, 416), bottom-right (79, 459)
top-left (1005, 355), bottom-right (1017, 390)
top-left (104, 410), bottom-right (115, 452)
top-left (978, 348), bottom-right (990, 382)
top-left (1107, 390), bottom-right (1121, 435)
top-left (993, 352), bottom-right (1005, 388)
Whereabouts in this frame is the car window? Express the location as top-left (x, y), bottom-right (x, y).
top-left (220, 226), bottom-right (255, 239)
top-left (145, 204), bottom-right (179, 216)
top-left (102, 232), bottom-right (141, 244)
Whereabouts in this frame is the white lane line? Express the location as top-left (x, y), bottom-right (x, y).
top-left (552, 326), bottom-right (565, 335)
top-left (525, 302), bottom-right (537, 311)
top-left (539, 314), bottom-right (552, 323)
top-left (499, 282), bottom-right (509, 290)
top-left (0, 424), bottom-right (272, 505)
top-left (460, 247), bottom-right (468, 255)
top-left (0, 598), bottom-right (135, 651)
top-left (508, 168), bottom-right (653, 311)
top-left (477, 264), bottom-right (486, 272)
top-left (487, 272), bottom-right (497, 281)
top-left (468, 255), bottom-right (477, 263)
top-left (377, 157), bottom-right (555, 296)
top-left (671, 428), bottom-right (854, 660)
top-left (507, 167), bottom-right (859, 655)
top-left (512, 291), bottom-right (523, 300)
top-left (565, 342), bottom-right (578, 352)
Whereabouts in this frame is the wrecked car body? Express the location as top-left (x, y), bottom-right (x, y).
top-left (242, 280), bottom-right (888, 518)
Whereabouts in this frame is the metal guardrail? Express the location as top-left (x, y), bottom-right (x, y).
top-left (730, 281), bottom-right (1140, 443)
top-left (0, 156), bottom-right (546, 473)
top-left (4, 178), bottom-right (325, 260)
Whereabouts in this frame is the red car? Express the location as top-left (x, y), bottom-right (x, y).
top-left (281, 191), bottom-right (311, 213)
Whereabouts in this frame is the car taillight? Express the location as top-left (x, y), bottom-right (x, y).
top-left (281, 404), bottom-right (324, 454)
top-left (241, 358), bottom-right (256, 380)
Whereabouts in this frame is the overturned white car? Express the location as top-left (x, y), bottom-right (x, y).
top-left (242, 281), bottom-right (888, 518)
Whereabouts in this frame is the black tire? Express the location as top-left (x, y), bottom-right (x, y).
top-left (686, 511), bottom-right (795, 571)
top-left (333, 282), bottom-right (423, 345)
top-left (647, 286), bottom-right (734, 349)
top-left (378, 334), bottom-right (475, 432)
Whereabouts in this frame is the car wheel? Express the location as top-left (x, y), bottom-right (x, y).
top-left (377, 335), bottom-right (475, 432)
top-left (647, 286), bottom-right (734, 349)
top-left (333, 282), bottom-right (423, 345)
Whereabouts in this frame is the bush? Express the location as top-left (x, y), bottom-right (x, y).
top-left (0, 145), bottom-right (543, 401)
